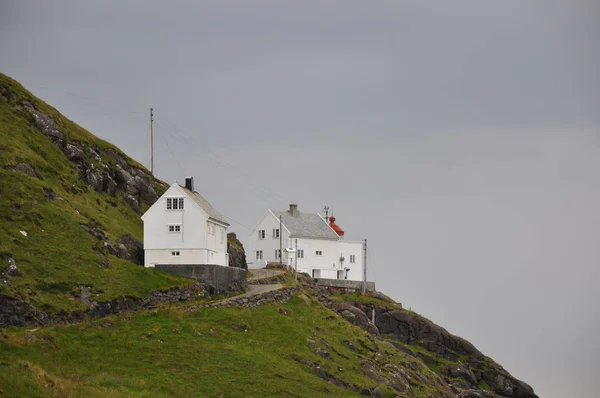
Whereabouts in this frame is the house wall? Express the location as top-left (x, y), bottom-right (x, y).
top-left (338, 241), bottom-right (364, 281)
top-left (142, 184), bottom-right (228, 267)
top-left (247, 212), bottom-right (291, 268)
top-left (145, 249), bottom-right (227, 268)
top-left (294, 238), bottom-right (340, 278)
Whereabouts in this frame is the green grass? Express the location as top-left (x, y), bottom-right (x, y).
top-left (0, 293), bottom-right (453, 397)
top-left (0, 73), bottom-right (189, 313)
top-left (478, 379), bottom-right (491, 390)
top-left (333, 291), bottom-right (401, 309)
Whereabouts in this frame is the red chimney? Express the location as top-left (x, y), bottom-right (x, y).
top-left (328, 216), bottom-right (344, 237)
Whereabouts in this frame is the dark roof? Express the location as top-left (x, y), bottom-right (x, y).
top-left (180, 185), bottom-right (229, 225)
top-left (271, 210), bottom-right (339, 240)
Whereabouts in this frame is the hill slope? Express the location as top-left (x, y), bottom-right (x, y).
top-left (0, 73), bottom-right (193, 321)
top-left (0, 74), bottom-right (537, 397)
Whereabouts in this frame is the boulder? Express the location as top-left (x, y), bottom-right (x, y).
top-left (102, 174), bottom-right (117, 196)
top-left (21, 101), bottom-right (63, 142)
top-left (94, 250), bottom-right (110, 268)
top-left (339, 305), bottom-right (380, 336)
top-left (134, 175), bottom-right (158, 204)
top-left (64, 143), bottom-right (84, 162)
top-left (14, 163), bottom-right (37, 178)
top-left (6, 257), bottom-right (19, 276)
top-left (43, 187), bottom-right (56, 200)
top-left (116, 234), bottom-right (144, 265)
top-left (85, 167), bottom-right (104, 192)
top-left (459, 390), bottom-right (495, 398)
top-left (446, 365), bottom-right (477, 387)
top-left (125, 194), bottom-right (140, 213)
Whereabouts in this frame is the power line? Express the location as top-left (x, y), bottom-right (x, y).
top-left (154, 123), bottom-right (184, 176)
top-left (160, 117), bottom-right (292, 205)
top-left (154, 120), bottom-right (291, 208)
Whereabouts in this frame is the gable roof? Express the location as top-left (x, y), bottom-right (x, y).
top-left (179, 185), bottom-right (229, 226)
top-left (271, 210), bottom-right (339, 240)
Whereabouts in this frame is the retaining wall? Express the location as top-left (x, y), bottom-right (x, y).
top-left (155, 264), bottom-right (247, 294)
top-left (314, 278), bottom-right (376, 293)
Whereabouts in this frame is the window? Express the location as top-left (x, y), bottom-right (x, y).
top-left (220, 229), bottom-right (224, 244)
top-left (167, 197), bottom-right (184, 210)
top-left (256, 250), bottom-right (263, 260)
top-left (297, 249), bottom-right (304, 259)
top-left (171, 251), bottom-right (180, 256)
top-left (273, 228), bottom-right (280, 238)
top-left (350, 254), bottom-right (356, 263)
top-left (316, 250), bottom-right (322, 256)
top-left (275, 249), bottom-right (281, 259)
top-left (258, 230), bottom-right (266, 239)
top-left (168, 224), bottom-right (181, 233)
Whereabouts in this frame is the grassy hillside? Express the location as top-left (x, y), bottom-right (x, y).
top-left (0, 73), bottom-right (189, 315)
top-left (0, 290), bottom-right (454, 398)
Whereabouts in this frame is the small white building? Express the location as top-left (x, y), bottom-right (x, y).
top-left (141, 176), bottom-right (230, 268)
top-left (247, 204), bottom-right (364, 281)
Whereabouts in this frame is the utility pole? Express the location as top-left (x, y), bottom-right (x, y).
top-left (150, 108), bottom-right (154, 176)
top-left (279, 215), bottom-right (283, 266)
top-left (295, 238), bottom-right (298, 283)
top-left (362, 238), bottom-right (367, 293)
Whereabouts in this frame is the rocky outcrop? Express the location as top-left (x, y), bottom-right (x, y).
top-left (20, 100), bottom-right (64, 143)
top-left (295, 275), bottom-right (537, 398)
top-left (10, 94), bottom-right (166, 212)
top-left (227, 232), bottom-right (247, 269)
top-left (0, 282), bottom-right (210, 329)
top-left (13, 163), bottom-right (37, 178)
top-left (80, 222), bottom-right (143, 266)
top-left (6, 256), bottom-right (19, 276)
top-left (116, 235), bottom-right (144, 265)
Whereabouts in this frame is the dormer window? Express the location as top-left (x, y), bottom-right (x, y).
top-left (167, 197), bottom-right (184, 210)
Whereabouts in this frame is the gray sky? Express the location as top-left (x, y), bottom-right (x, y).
top-left (2, 1), bottom-right (599, 396)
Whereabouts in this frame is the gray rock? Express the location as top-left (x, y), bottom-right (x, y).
top-left (43, 187), bottom-right (56, 200)
top-left (64, 143), bottom-right (84, 162)
top-left (447, 365), bottom-right (477, 387)
top-left (125, 194), bottom-right (140, 213)
top-left (134, 175), bottom-right (158, 204)
top-left (103, 241), bottom-right (119, 257)
top-left (106, 149), bottom-right (128, 168)
top-left (80, 224), bottom-right (106, 240)
top-left (103, 174), bottom-right (117, 196)
top-left (459, 390), bottom-right (495, 398)
top-left (87, 147), bottom-right (101, 161)
top-left (94, 250), bottom-right (110, 268)
top-left (14, 163), bottom-right (37, 178)
top-left (116, 235), bottom-right (144, 265)
top-left (339, 305), bottom-right (380, 336)
top-left (6, 257), bottom-right (19, 276)
top-left (491, 374), bottom-right (514, 397)
top-left (85, 167), bottom-right (104, 192)
top-left (21, 101), bottom-right (63, 142)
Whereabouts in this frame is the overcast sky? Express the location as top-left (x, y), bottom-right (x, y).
top-left (2, 1), bottom-right (599, 396)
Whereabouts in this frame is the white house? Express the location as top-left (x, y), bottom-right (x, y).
top-left (141, 176), bottom-right (230, 268)
top-left (247, 204), bottom-right (364, 281)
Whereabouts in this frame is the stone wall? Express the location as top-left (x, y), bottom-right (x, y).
top-left (155, 264), bottom-right (247, 294)
top-left (314, 278), bottom-right (376, 293)
top-left (185, 286), bottom-right (299, 311)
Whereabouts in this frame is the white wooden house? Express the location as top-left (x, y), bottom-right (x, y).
top-left (141, 176), bottom-right (230, 268)
top-left (247, 204), bottom-right (364, 281)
